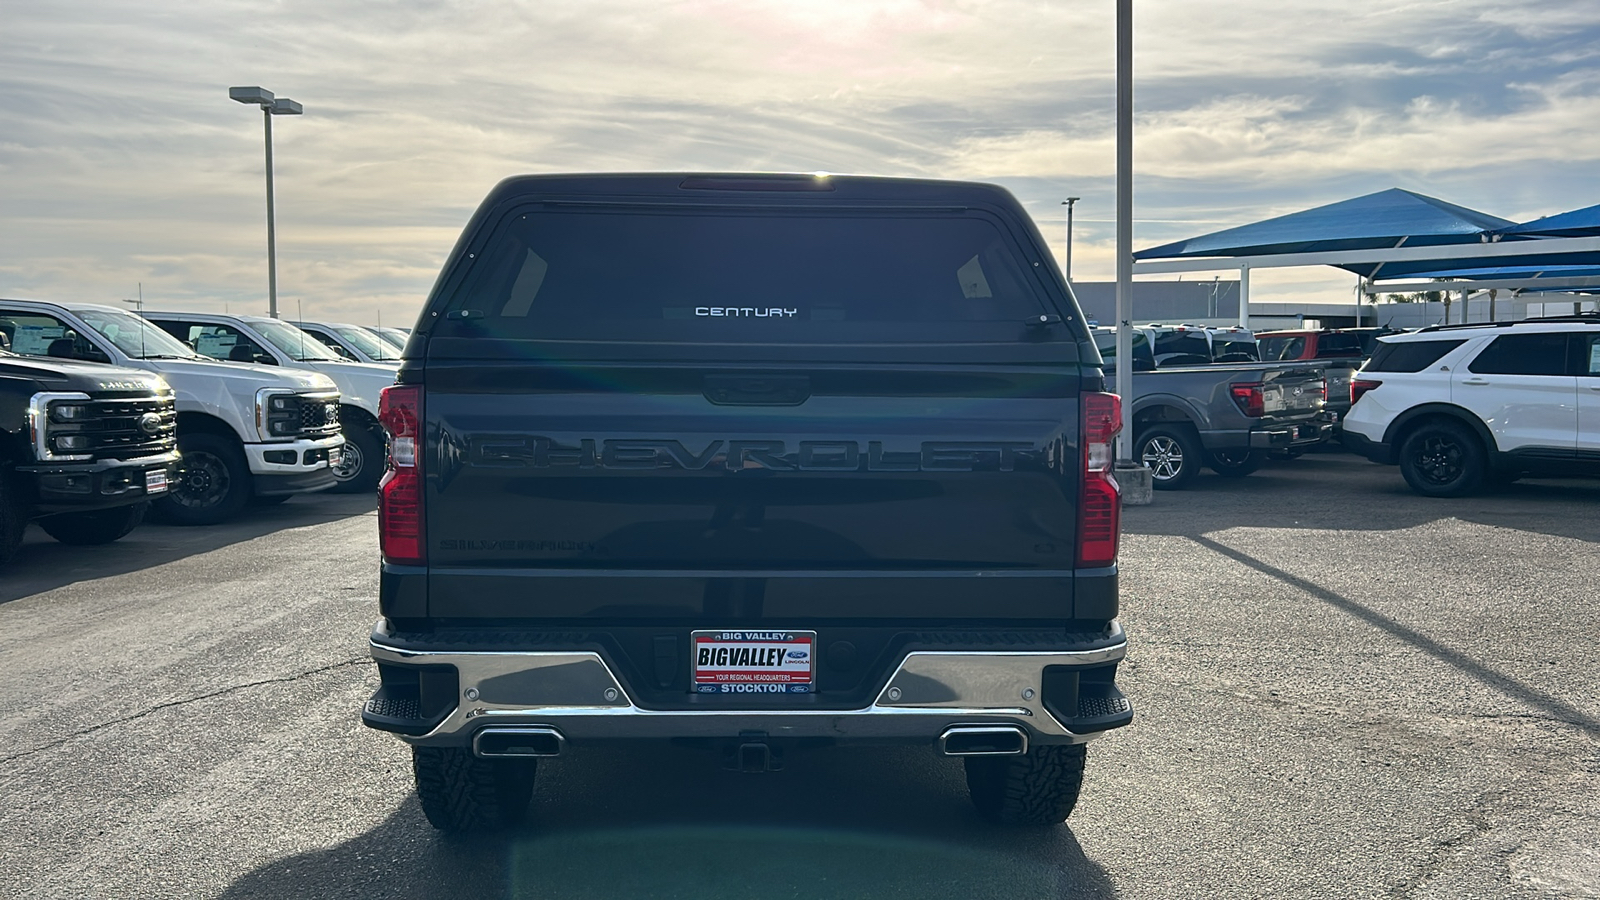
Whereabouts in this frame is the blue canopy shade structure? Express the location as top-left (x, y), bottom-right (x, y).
top-left (1368, 262), bottom-right (1600, 281)
top-left (1353, 252), bottom-right (1600, 281)
top-left (1134, 188), bottom-right (1513, 263)
top-left (1497, 202), bottom-right (1600, 238)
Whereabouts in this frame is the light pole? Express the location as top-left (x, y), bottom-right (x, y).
top-left (229, 86), bottom-right (303, 319)
top-left (1062, 197), bottom-right (1081, 281)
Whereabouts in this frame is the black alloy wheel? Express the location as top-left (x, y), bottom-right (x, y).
top-left (1398, 420), bottom-right (1485, 497)
top-left (152, 433), bottom-right (252, 525)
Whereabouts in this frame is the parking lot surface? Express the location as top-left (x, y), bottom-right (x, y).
top-left (0, 452), bottom-right (1596, 899)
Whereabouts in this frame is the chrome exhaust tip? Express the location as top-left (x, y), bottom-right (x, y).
top-left (473, 726), bottom-right (566, 758)
top-left (938, 725), bottom-right (1028, 756)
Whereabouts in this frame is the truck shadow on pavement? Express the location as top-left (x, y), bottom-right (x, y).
top-left (216, 744), bottom-right (1119, 900)
top-left (0, 494), bottom-right (376, 605)
top-left (1191, 534), bottom-right (1600, 741)
top-left (1123, 452), bottom-right (1600, 544)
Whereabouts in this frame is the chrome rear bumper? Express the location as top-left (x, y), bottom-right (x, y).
top-left (365, 625), bottom-right (1132, 750)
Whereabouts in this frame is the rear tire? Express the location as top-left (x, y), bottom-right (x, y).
top-left (965, 744), bottom-right (1089, 825)
top-left (38, 502), bottom-right (147, 545)
top-left (1398, 420), bottom-right (1486, 497)
top-left (412, 746), bottom-right (536, 832)
top-left (1206, 448), bottom-right (1265, 477)
top-left (1136, 425), bottom-right (1203, 490)
top-left (153, 433), bottom-right (252, 525)
top-left (330, 424), bottom-right (383, 494)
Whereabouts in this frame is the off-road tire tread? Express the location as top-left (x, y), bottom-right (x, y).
top-left (412, 746), bottom-right (535, 832)
top-left (38, 502), bottom-right (147, 545)
top-left (965, 744), bottom-right (1088, 826)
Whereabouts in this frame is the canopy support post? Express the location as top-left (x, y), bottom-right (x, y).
top-left (1112, 0), bottom-right (1151, 504)
top-left (1238, 265), bottom-right (1250, 328)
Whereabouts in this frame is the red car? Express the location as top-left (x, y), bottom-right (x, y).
top-left (1256, 329), bottom-right (1365, 362)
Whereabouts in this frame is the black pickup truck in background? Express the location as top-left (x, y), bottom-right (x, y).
top-left (362, 173), bottom-right (1134, 831)
top-left (0, 349), bottom-right (179, 566)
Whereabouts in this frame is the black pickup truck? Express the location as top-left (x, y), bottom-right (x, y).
top-left (362, 173), bottom-right (1134, 831)
top-left (0, 349), bottom-right (179, 566)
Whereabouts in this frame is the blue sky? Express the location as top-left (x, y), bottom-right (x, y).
top-left (4, 0), bottom-right (1600, 326)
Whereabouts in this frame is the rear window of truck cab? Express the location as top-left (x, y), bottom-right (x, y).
top-left (431, 206), bottom-right (1056, 344)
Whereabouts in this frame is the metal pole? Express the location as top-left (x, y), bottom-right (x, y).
top-left (264, 107), bottom-right (279, 319)
top-left (1063, 197), bottom-right (1079, 282)
top-left (1114, 0), bottom-right (1134, 465)
top-left (1238, 265), bottom-right (1250, 329)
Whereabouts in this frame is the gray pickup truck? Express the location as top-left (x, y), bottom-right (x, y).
top-left (1093, 330), bottom-right (1330, 489)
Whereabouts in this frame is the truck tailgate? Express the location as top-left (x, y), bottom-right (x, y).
top-left (419, 359), bottom-right (1093, 622)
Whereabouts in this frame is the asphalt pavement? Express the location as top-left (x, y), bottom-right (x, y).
top-left (0, 453), bottom-right (1596, 899)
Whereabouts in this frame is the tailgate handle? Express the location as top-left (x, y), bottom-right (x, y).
top-left (703, 375), bottom-right (811, 406)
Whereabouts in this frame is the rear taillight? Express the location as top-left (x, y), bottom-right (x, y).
top-left (1350, 378), bottom-right (1382, 405)
top-left (1229, 382), bottom-right (1265, 418)
top-left (1077, 392), bottom-right (1122, 568)
top-left (378, 384), bottom-right (424, 565)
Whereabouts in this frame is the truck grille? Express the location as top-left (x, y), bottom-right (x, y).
top-left (300, 398), bottom-right (340, 435)
top-left (260, 390), bottom-right (341, 440)
top-left (83, 396), bottom-right (178, 460)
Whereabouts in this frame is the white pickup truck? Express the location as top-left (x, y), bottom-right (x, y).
top-left (143, 312), bottom-right (396, 493)
top-left (0, 299), bottom-right (344, 524)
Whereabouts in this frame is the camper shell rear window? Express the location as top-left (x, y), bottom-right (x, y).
top-left (432, 205), bottom-right (1055, 344)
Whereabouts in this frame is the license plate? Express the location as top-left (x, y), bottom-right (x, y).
top-left (692, 630), bottom-right (815, 694)
top-left (145, 468), bottom-right (169, 494)
top-left (328, 447), bottom-right (340, 466)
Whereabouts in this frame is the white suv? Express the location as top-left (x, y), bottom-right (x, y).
top-left (1343, 317), bottom-right (1600, 496)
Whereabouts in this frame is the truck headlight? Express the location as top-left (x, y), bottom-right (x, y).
top-left (256, 389), bottom-right (301, 441)
top-left (29, 391), bottom-right (95, 462)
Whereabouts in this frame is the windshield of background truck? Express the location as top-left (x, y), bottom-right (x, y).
top-left (332, 325), bottom-right (400, 361)
top-left (434, 208), bottom-right (1052, 343)
top-left (1213, 338), bottom-right (1259, 359)
top-left (251, 320), bottom-right (344, 361)
top-left (1153, 332), bottom-right (1210, 358)
top-left (1313, 333), bottom-right (1363, 358)
top-left (1260, 336), bottom-right (1305, 360)
top-left (1094, 331), bottom-right (1154, 369)
top-left (74, 308), bottom-right (197, 359)
top-left (373, 328), bottom-right (408, 350)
